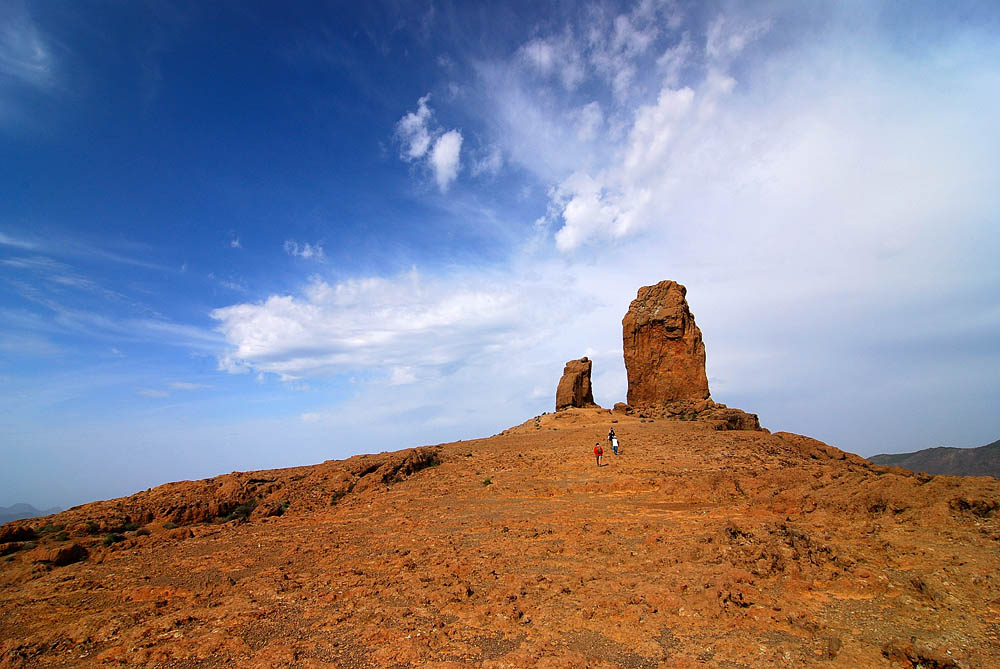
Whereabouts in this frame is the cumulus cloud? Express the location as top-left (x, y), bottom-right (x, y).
top-left (212, 271), bottom-right (529, 381)
top-left (396, 94), bottom-right (433, 160)
top-left (429, 130), bottom-right (462, 192)
top-left (396, 95), bottom-right (465, 192)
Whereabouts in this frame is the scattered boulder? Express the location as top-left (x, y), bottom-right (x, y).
top-left (622, 281), bottom-right (710, 408)
top-left (0, 524), bottom-right (35, 543)
top-left (35, 542), bottom-right (89, 566)
top-left (699, 407), bottom-right (761, 431)
top-left (555, 357), bottom-right (597, 411)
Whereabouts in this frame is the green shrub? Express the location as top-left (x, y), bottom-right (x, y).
top-left (103, 534), bottom-right (125, 546)
top-left (162, 522), bottom-right (179, 530)
top-left (120, 522), bottom-right (140, 532)
top-left (53, 531), bottom-right (69, 542)
top-left (134, 528), bottom-right (150, 537)
top-left (38, 523), bottom-right (65, 535)
top-left (483, 478), bottom-right (493, 486)
top-left (86, 521), bottom-right (100, 535)
top-left (224, 499), bottom-right (258, 522)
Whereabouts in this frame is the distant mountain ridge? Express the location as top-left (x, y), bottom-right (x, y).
top-left (0, 504), bottom-right (61, 524)
top-left (869, 438), bottom-right (1000, 478)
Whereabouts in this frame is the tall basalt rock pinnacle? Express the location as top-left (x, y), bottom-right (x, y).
top-left (623, 281), bottom-right (710, 406)
top-left (555, 357), bottom-right (597, 411)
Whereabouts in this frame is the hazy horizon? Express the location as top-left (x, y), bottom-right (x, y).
top-left (3, 0), bottom-right (998, 510)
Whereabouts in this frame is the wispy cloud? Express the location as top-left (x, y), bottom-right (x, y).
top-left (0, 1), bottom-right (56, 91)
top-left (1, 229), bottom-right (169, 271)
top-left (0, 231), bottom-right (38, 249)
top-left (168, 381), bottom-right (211, 391)
top-left (137, 388), bottom-right (169, 398)
top-left (283, 240), bottom-right (325, 260)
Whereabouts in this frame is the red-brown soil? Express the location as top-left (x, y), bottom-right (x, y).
top-left (2, 409), bottom-right (1000, 667)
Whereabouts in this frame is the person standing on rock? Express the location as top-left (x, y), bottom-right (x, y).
top-left (594, 442), bottom-right (603, 466)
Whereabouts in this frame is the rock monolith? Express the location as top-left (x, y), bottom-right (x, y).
top-left (555, 357), bottom-right (596, 411)
top-left (622, 280), bottom-right (710, 407)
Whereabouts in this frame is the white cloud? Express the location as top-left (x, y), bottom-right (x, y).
top-left (705, 14), bottom-right (770, 63)
top-left (519, 34), bottom-right (585, 91)
top-left (573, 102), bottom-right (604, 142)
top-left (283, 240), bottom-right (324, 260)
top-left (429, 130), bottom-right (462, 192)
top-left (209, 264), bottom-right (627, 404)
top-left (211, 270), bottom-right (535, 381)
top-left (520, 38), bottom-right (556, 73)
top-left (137, 389), bottom-right (168, 398)
top-left (657, 34), bottom-right (693, 86)
top-left (230, 237), bottom-right (242, 249)
top-left (0, 1), bottom-right (55, 91)
top-left (396, 95), bottom-right (465, 192)
top-left (471, 145), bottom-right (503, 177)
top-left (0, 231), bottom-right (37, 249)
top-left (387, 366), bottom-right (417, 386)
top-left (396, 94), bottom-right (434, 160)
top-left (168, 381), bottom-right (210, 390)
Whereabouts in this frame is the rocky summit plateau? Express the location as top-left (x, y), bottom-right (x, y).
top-left (2, 282), bottom-right (999, 668)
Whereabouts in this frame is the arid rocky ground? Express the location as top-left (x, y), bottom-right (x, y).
top-left (2, 408), bottom-right (1000, 667)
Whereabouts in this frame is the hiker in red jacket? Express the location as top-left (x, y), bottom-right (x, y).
top-left (594, 442), bottom-right (603, 466)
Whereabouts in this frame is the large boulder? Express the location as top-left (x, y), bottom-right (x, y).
top-left (555, 357), bottom-right (597, 411)
top-left (623, 281), bottom-right (710, 407)
top-left (35, 543), bottom-right (89, 566)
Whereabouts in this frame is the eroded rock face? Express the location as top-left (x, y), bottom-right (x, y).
top-left (623, 281), bottom-right (710, 407)
top-left (555, 357), bottom-right (596, 411)
top-left (36, 543), bottom-right (88, 567)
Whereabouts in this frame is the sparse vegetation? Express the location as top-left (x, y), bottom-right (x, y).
top-left (53, 531), bottom-right (69, 542)
top-left (331, 481), bottom-right (357, 506)
top-left (135, 528), bottom-right (150, 536)
top-left (86, 521), bottom-right (100, 535)
top-left (223, 499), bottom-right (258, 522)
top-left (163, 521), bottom-right (179, 530)
top-left (103, 533), bottom-right (125, 546)
top-left (483, 478), bottom-right (493, 486)
top-left (38, 523), bottom-right (65, 535)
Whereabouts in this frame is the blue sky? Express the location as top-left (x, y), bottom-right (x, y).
top-left (2, 0), bottom-right (999, 509)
